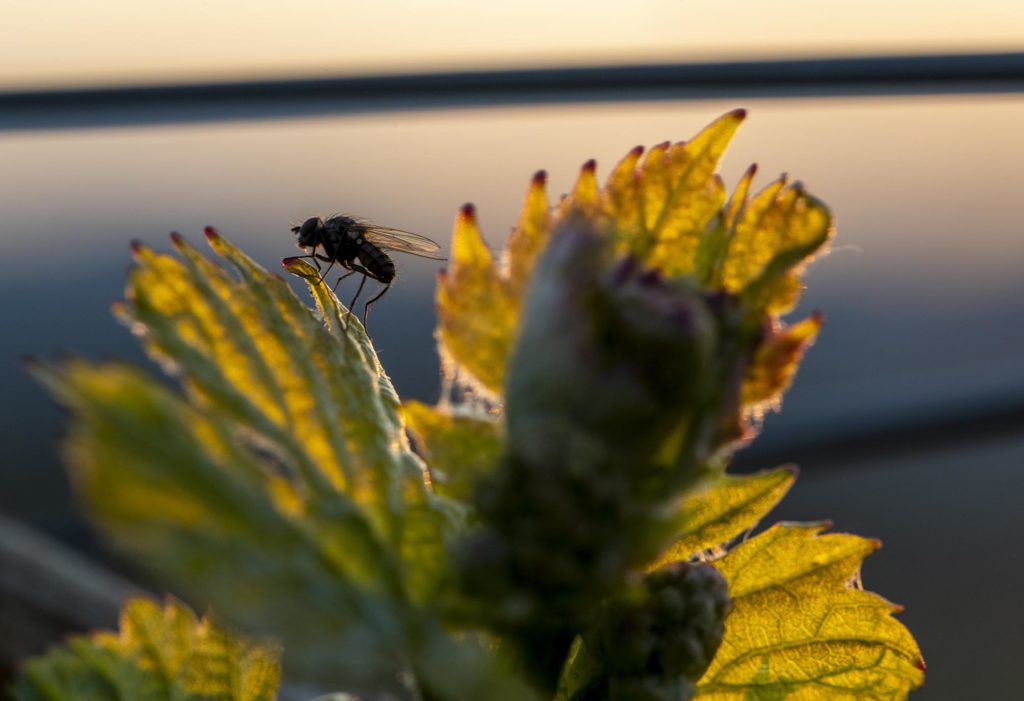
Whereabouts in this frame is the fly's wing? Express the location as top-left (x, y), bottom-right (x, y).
top-left (362, 225), bottom-right (446, 260)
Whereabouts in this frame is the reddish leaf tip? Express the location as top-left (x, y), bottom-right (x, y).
top-left (916, 657), bottom-right (927, 671)
top-left (581, 159), bottom-right (597, 174)
top-left (129, 239), bottom-right (145, 253)
top-left (731, 108), bottom-right (748, 119)
top-left (459, 203), bottom-right (477, 221)
top-left (203, 226), bottom-right (220, 240)
top-left (629, 145), bottom-right (644, 157)
top-left (532, 170), bottom-right (547, 186)
top-left (281, 257), bottom-right (300, 267)
top-left (169, 231), bottom-right (184, 246)
top-left (809, 309), bottom-right (825, 324)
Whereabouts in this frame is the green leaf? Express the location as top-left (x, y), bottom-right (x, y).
top-left (402, 400), bottom-right (503, 501)
top-left (695, 523), bottom-right (924, 700)
top-left (651, 467), bottom-right (797, 568)
top-left (31, 230), bottom-right (476, 692)
top-left (14, 597), bottom-right (280, 701)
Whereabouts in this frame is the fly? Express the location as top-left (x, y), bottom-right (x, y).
top-left (292, 214), bottom-right (444, 326)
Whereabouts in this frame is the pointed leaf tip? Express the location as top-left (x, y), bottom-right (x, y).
top-left (203, 226), bottom-right (220, 240)
top-left (169, 231), bottom-right (184, 246)
top-left (581, 158), bottom-right (597, 174)
top-left (532, 170), bottom-right (547, 186)
top-left (460, 203), bottom-right (476, 220)
top-left (129, 239), bottom-right (145, 254)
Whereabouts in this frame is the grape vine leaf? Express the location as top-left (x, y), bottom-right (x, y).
top-left (651, 466), bottom-right (797, 568)
top-left (30, 230), bottom-right (523, 696)
top-left (14, 597), bottom-right (280, 701)
top-left (696, 523), bottom-right (925, 700)
top-left (402, 401), bottom-right (503, 502)
top-left (435, 110), bottom-right (831, 415)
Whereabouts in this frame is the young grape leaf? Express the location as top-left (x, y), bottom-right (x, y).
top-left (436, 173), bottom-right (553, 396)
top-left (651, 467), bottom-right (797, 568)
top-left (402, 400), bottom-right (503, 501)
top-left (603, 109), bottom-right (745, 273)
top-left (30, 230), bottom-right (492, 693)
top-left (742, 313), bottom-right (823, 416)
top-left (435, 110), bottom-right (828, 414)
top-left (719, 178), bottom-right (833, 314)
top-left (14, 597), bottom-right (280, 701)
top-left (695, 523), bottom-right (925, 700)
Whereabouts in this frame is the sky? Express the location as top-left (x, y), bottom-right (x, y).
top-left (3, 0), bottom-right (1024, 88)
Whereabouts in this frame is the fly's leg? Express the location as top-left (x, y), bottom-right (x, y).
top-left (331, 270), bottom-right (357, 293)
top-left (362, 284), bottom-right (391, 327)
top-left (317, 256), bottom-right (339, 287)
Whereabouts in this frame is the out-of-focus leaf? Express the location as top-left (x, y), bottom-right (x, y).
top-left (436, 205), bottom-right (520, 396)
top-left (14, 597), bottom-right (280, 701)
top-left (435, 170), bottom-right (555, 397)
top-left (402, 400), bottom-right (503, 501)
top-left (651, 467), bottom-right (797, 568)
top-left (695, 523), bottom-right (925, 700)
top-left (720, 179), bottom-right (833, 314)
top-left (31, 230), bottom-right (477, 692)
top-left (742, 313), bottom-right (823, 416)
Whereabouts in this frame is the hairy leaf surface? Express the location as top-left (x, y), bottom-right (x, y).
top-left (32, 231), bottom-right (470, 691)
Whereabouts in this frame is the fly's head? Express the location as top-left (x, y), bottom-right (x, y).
top-left (292, 216), bottom-right (324, 249)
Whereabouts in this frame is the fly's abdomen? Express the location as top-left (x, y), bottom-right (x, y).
top-left (359, 244), bottom-right (396, 283)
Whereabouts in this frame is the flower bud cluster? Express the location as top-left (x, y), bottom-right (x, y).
top-left (454, 218), bottom-right (748, 691)
top-left (596, 562), bottom-right (731, 683)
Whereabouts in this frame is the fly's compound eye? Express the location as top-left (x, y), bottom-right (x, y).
top-left (296, 217), bottom-right (322, 244)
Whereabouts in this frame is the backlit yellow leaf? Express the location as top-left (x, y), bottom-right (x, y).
top-left (696, 523), bottom-right (924, 700)
top-left (34, 230), bottom-right (465, 689)
top-left (651, 467), bottom-right (797, 568)
top-left (436, 205), bottom-right (521, 395)
top-left (15, 597), bottom-right (280, 701)
top-left (721, 179), bottom-right (833, 314)
top-left (742, 313), bottom-right (823, 415)
top-left (402, 400), bottom-right (503, 502)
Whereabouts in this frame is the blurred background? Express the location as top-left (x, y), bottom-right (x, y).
top-left (1, 2), bottom-right (1022, 698)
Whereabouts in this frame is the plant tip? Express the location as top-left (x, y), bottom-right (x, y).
top-left (581, 159), bottom-right (597, 174)
top-left (169, 231), bottom-right (184, 245)
top-left (531, 170), bottom-right (547, 186)
top-left (129, 239), bottom-right (145, 254)
top-left (203, 226), bottom-right (220, 240)
top-left (459, 203), bottom-right (476, 220)
top-left (732, 107), bottom-right (748, 119)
